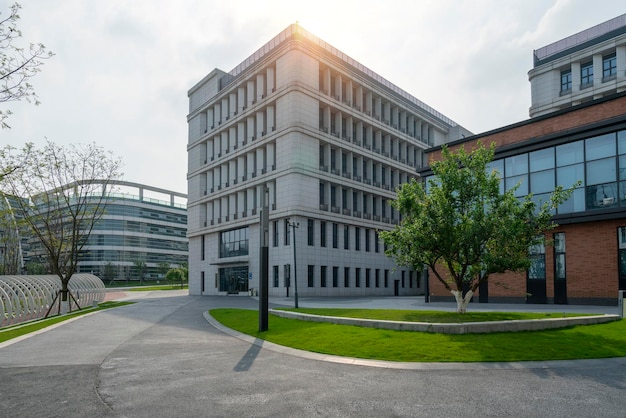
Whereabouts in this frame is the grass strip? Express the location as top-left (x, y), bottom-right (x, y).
top-left (210, 308), bottom-right (626, 362)
top-left (126, 285), bottom-right (188, 292)
top-left (0, 301), bottom-right (134, 343)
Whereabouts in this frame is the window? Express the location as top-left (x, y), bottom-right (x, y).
top-left (365, 228), bottom-right (370, 252)
top-left (375, 269), bottom-right (380, 287)
top-left (560, 69), bottom-right (572, 94)
top-left (219, 227), bottom-right (249, 258)
top-left (355, 227), bottom-right (361, 251)
top-left (284, 220), bottom-right (291, 246)
top-left (273, 221), bottom-right (279, 247)
top-left (333, 266), bottom-right (338, 287)
top-left (320, 221), bottom-right (326, 247)
top-left (365, 268), bottom-right (371, 287)
top-left (580, 62), bottom-right (593, 88)
top-left (332, 223), bottom-right (338, 248)
top-left (374, 231), bottom-right (379, 253)
top-left (344, 267), bottom-right (350, 287)
top-left (308, 265), bottom-right (315, 287)
top-left (554, 233), bottom-right (566, 280)
top-left (603, 53), bottom-right (616, 81)
top-left (355, 267), bottom-right (361, 287)
top-left (344, 226), bottom-right (349, 250)
top-left (273, 265), bottom-right (279, 287)
top-left (307, 219), bottom-right (314, 246)
top-left (320, 265), bottom-right (327, 287)
top-left (384, 269), bottom-right (389, 287)
top-left (528, 242), bottom-right (546, 280)
top-left (284, 265), bottom-right (290, 288)
top-left (201, 235), bottom-right (205, 260)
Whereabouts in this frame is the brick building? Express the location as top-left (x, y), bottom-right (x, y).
top-left (422, 15), bottom-right (626, 305)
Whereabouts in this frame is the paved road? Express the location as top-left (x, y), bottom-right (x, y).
top-left (0, 291), bottom-right (625, 417)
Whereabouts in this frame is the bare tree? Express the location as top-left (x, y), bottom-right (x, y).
top-left (0, 3), bottom-right (54, 128)
top-left (0, 141), bottom-right (122, 313)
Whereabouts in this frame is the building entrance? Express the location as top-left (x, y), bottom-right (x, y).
top-left (219, 266), bottom-right (249, 294)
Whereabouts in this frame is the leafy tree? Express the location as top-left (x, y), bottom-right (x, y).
top-left (24, 260), bottom-right (46, 274)
top-left (156, 261), bottom-right (170, 279)
top-left (102, 261), bottom-right (116, 285)
top-left (132, 260), bottom-right (147, 285)
top-left (380, 143), bottom-right (575, 313)
top-left (0, 141), bottom-right (122, 312)
top-left (165, 265), bottom-right (188, 289)
top-left (0, 3), bottom-right (54, 128)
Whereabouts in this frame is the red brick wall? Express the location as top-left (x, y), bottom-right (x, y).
top-left (428, 220), bottom-right (623, 301)
top-left (428, 95), bottom-right (626, 162)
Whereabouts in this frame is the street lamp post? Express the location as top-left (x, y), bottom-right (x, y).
top-left (288, 218), bottom-right (299, 309)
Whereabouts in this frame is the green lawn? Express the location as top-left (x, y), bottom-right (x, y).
top-left (127, 284), bottom-right (188, 291)
top-left (0, 301), bottom-right (134, 343)
top-left (210, 308), bottom-right (626, 362)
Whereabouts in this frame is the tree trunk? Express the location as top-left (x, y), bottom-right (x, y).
top-left (451, 289), bottom-right (474, 314)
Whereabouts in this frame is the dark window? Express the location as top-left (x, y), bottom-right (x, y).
top-left (321, 265), bottom-right (327, 287)
top-left (273, 221), bottom-right (279, 247)
top-left (580, 62), bottom-right (593, 87)
top-left (332, 266), bottom-right (338, 287)
top-left (201, 234), bottom-right (205, 260)
top-left (344, 267), bottom-right (350, 287)
top-left (365, 268), bottom-right (371, 287)
top-left (603, 53), bottom-right (616, 80)
top-left (355, 227), bottom-right (360, 251)
top-left (374, 231), bottom-right (380, 253)
top-left (320, 221), bottom-right (327, 247)
top-left (308, 265), bottom-right (315, 287)
top-left (365, 228), bottom-right (370, 252)
top-left (554, 233), bottom-right (566, 279)
top-left (332, 223), bottom-right (338, 248)
top-left (384, 269), bottom-right (389, 287)
top-left (560, 69), bottom-right (572, 93)
top-left (273, 265), bottom-right (279, 287)
top-left (219, 227), bottom-right (249, 258)
top-left (528, 243), bottom-right (546, 279)
top-left (344, 226), bottom-right (349, 250)
top-left (375, 269), bottom-right (380, 287)
top-left (284, 220), bottom-right (290, 246)
top-left (307, 219), bottom-right (314, 246)
top-left (355, 267), bottom-right (361, 287)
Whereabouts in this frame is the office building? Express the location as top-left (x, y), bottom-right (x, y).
top-left (187, 24), bottom-right (471, 296)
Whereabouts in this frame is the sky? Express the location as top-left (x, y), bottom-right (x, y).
top-left (1, 0), bottom-right (624, 195)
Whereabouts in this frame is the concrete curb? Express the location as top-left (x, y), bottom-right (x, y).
top-left (269, 309), bottom-right (621, 334)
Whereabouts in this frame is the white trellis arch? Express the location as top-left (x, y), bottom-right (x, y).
top-left (0, 274), bottom-right (105, 327)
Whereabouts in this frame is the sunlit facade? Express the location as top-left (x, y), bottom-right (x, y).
top-left (187, 24), bottom-right (471, 297)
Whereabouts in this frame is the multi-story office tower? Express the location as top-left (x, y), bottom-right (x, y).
top-left (187, 24), bottom-right (471, 297)
top-left (529, 13), bottom-right (626, 118)
top-left (24, 181), bottom-right (188, 281)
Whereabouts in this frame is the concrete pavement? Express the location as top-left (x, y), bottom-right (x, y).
top-left (0, 291), bottom-right (625, 417)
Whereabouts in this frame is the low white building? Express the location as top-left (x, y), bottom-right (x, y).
top-left (186, 24), bottom-right (471, 297)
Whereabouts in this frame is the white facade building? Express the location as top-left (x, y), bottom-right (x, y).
top-left (187, 24), bottom-right (471, 297)
top-left (529, 13), bottom-right (626, 118)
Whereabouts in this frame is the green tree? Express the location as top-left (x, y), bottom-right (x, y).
top-left (133, 260), bottom-right (147, 285)
top-left (380, 143), bottom-right (575, 313)
top-left (102, 262), bottom-right (116, 285)
top-left (0, 3), bottom-right (54, 128)
top-left (156, 261), bottom-right (170, 280)
top-left (165, 265), bottom-right (188, 289)
top-left (0, 141), bottom-right (122, 312)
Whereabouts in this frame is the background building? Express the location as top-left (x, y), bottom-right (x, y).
top-left (424, 14), bottom-right (626, 305)
top-left (25, 181), bottom-right (188, 282)
top-left (187, 24), bottom-right (472, 297)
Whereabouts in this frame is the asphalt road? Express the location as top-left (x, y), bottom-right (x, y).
top-left (0, 291), bottom-right (625, 418)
